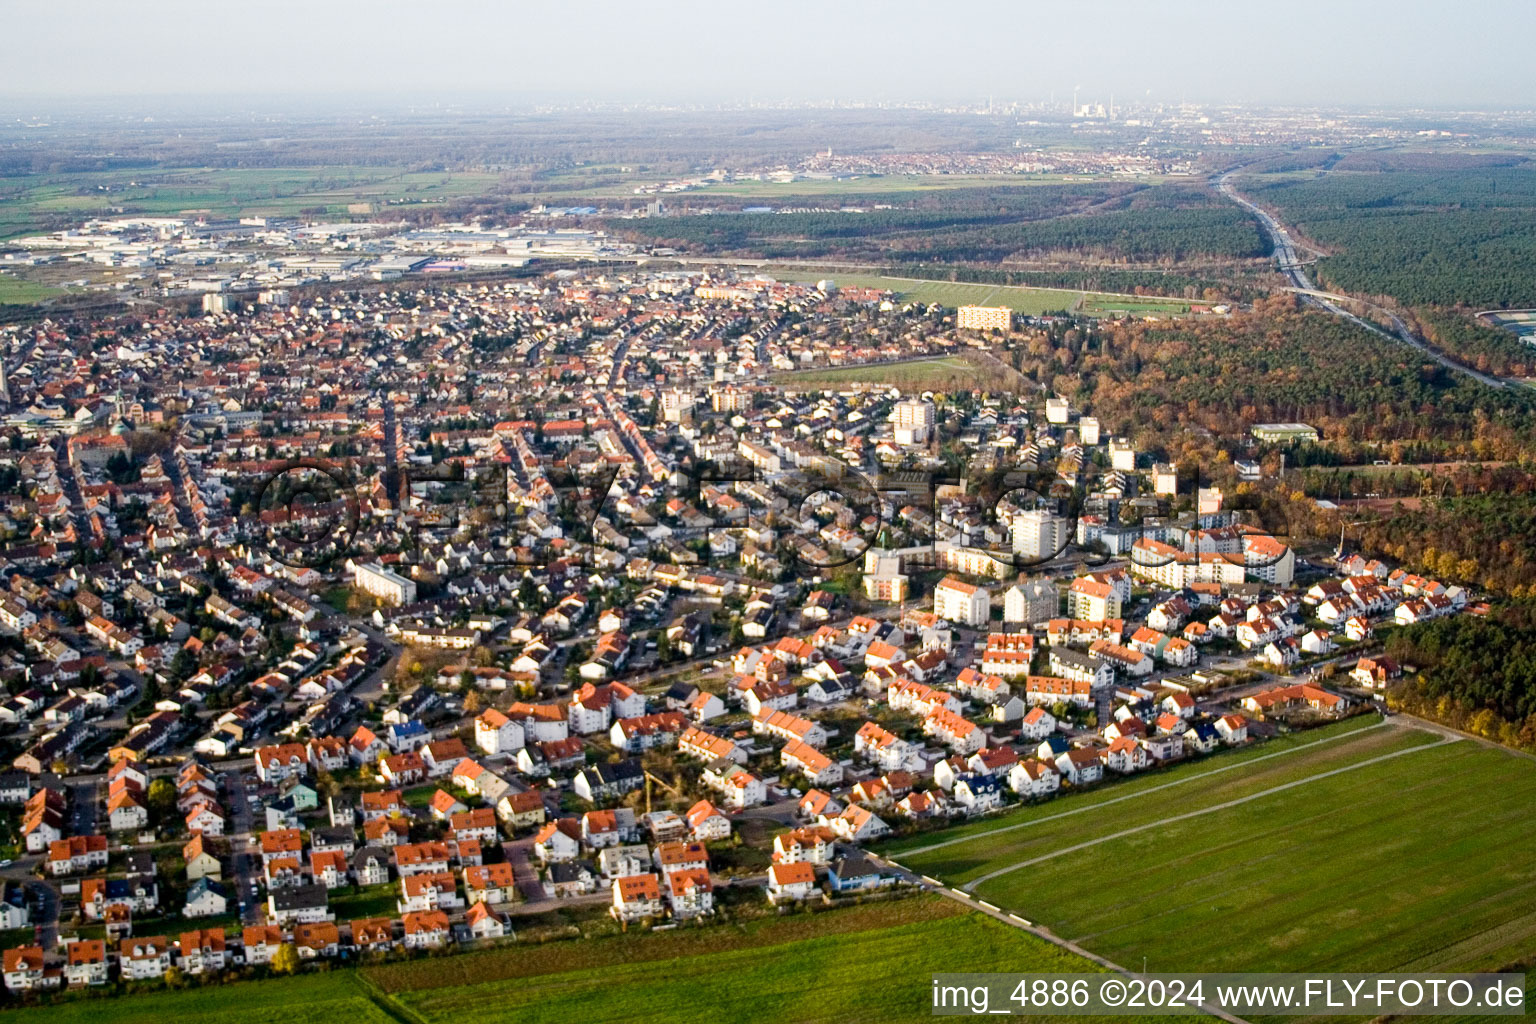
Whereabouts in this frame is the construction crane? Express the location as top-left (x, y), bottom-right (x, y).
top-left (1332, 479), bottom-right (1443, 563)
top-left (1335, 516), bottom-right (1383, 562)
top-left (644, 769), bottom-right (683, 815)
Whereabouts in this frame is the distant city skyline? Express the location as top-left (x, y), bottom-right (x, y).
top-left (3, 0), bottom-right (1534, 112)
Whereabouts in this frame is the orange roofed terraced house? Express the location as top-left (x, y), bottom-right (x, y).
top-left (1241, 684), bottom-right (1351, 715)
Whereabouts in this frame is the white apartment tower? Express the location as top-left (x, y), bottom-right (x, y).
top-left (661, 390), bottom-right (696, 423)
top-left (892, 398), bottom-right (936, 445)
top-left (710, 387), bottom-right (748, 413)
top-left (955, 305), bottom-right (1012, 332)
top-left (934, 576), bottom-right (991, 627)
top-left (1011, 510), bottom-right (1070, 561)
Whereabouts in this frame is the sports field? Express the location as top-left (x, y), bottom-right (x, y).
top-left (772, 354), bottom-right (1004, 392)
top-left (886, 718), bottom-right (1536, 979)
top-left (1077, 294), bottom-right (1195, 316)
top-left (796, 273), bottom-right (1190, 317)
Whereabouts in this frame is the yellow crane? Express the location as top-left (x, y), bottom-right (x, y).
top-left (644, 769), bottom-right (683, 815)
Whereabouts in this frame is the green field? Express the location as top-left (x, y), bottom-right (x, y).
top-left (374, 899), bottom-right (1199, 1024)
top-left (885, 716), bottom-right (1390, 866)
top-left (2, 899), bottom-right (1203, 1024)
top-left (773, 354), bottom-right (1002, 392)
top-left (325, 884), bottom-right (401, 921)
top-left (0, 166), bottom-right (509, 240)
top-left (1077, 295), bottom-right (1197, 316)
top-left (795, 273), bottom-right (1189, 316)
top-left (0, 276), bottom-right (64, 304)
top-left (1, 970), bottom-right (397, 1024)
top-left (887, 719), bottom-right (1536, 982)
top-left (14, 721), bottom-right (1533, 1022)
top-left (689, 173), bottom-right (1155, 198)
top-left (0, 168), bottom-right (1148, 241)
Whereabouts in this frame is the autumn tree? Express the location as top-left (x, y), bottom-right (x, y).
top-left (146, 777), bottom-right (176, 822)
top-left (271, 943), bottom-right (301, 974)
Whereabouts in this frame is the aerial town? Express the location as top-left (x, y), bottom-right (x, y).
top-left (0, 264), bottom-right (1474, 993)
top-left (2, 3), bottom-right (1535, 1018)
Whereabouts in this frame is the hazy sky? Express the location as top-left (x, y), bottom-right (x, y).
top-left (4, 0), bottom-right (1532, 110)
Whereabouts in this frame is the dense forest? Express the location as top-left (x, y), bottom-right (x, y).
top-left (895, 205), bottom-right (1264, 263)
top-left (1009, 295), bottom-right (1536, 453)
top-left (872, 264), bottom-right (1262, 302)
top-left (1243, 163), bottom-right (1536, 308)
top-left (655, 182), bottom-right (1149, 217)
top-left (1289, 461), bottom-right (1536, 501)
top-left (1386, 600), bottom-right (1536, 752)
top-left (612, 183), bottom-right (1265, 263)
top-left (1352, 493), bottom-right (1536, 597)
top-left (1409, 308), bottom-right (1536, 380)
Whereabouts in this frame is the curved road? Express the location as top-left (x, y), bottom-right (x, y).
top-left (1216, 170), bottom-right (1510, 390)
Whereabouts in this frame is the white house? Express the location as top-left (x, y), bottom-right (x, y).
top-left (1054, 748), bottom-right (1103, 785)
top-left (1007, 759), bottom-right (1060, 798)
top-left (951, 774), bottom-right (1004, 814)
top-left (474, 709), bottom-right (525, 757)
top-left (1017, 706), bottom-right (1056, 741)
top-left (1215, 714), bottom-right (1249, 745)
top-left (766, 862), bottom-right (818, 903)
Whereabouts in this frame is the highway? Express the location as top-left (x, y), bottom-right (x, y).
top-left (1216, 169), bottom-right (1510, 390)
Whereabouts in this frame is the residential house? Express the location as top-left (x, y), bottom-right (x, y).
top-left (766, 861), bottom-right (818, 903)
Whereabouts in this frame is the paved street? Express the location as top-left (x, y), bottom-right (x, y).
top-left (225, 767), bottom-right (264, 925)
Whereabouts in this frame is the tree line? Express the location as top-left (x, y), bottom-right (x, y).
top-left (1007, 295), bottom-right (1536, 452)
top-left (1246, 165), bottom-right (1536, 308)
top-left (1386, 600), bottom-right (1536, 752)
top-left (613, 183), bottom-right (1265, 264)
top-left (1354, 493), bottom-right (1536, 598)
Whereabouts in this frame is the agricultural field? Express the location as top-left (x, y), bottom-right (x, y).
top-left (0, 166), bottom-right (510, 240)
top-left (1, 970), bottom-right (397, 1024)
top-left (886, 716), bottom-right (1395, 870)
top-left (0, 167), bottom-right (1168, 243)
top-left (2, 899), bottom-right (1203, 1024)
top-left (1076, 294), bottom-right (1197, 316)
top-left (812, 274), bottom-right (1081, 314)
top-left (886, 718), bottom-right (1536, 984)
top-left (688, 173), bottom-right (1141, 198)
top-left (0, 275), bottom-right (64, 304)
top-left (791, 273), bottom-right (1189, 317)
top-left (373, 898), bottom-right (1198, 1024)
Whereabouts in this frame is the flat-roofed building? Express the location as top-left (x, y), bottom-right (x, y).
top-left (355, 563), bottom-right (416, 606)
top-left (1250, 422), bottom-right (1319, 444)
top-left (956, 305), bottom-right (1012, 332)
top-left (892, 398), bottom-right (935, 445)
top-left (934, 576), bottom-right (990, 627)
